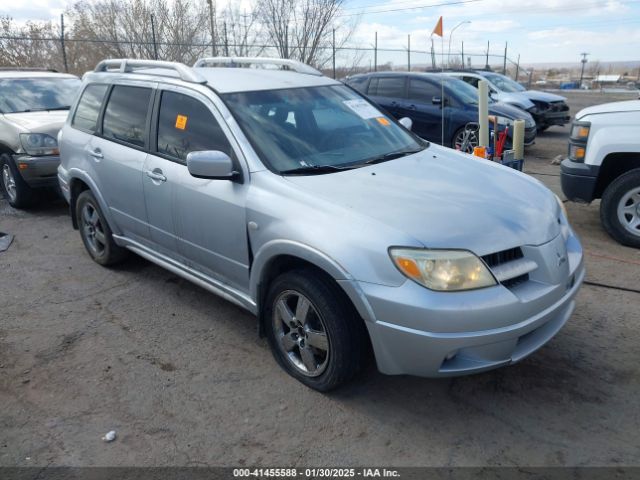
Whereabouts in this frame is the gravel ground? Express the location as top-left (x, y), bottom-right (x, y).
top-left (1, 90), bottom-right (639, 468)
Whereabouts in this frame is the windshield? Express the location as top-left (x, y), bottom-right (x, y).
top-left (0, 77), bottom-right (81, 113)
top-left (442, 77), bottom-right (485, 105)
top-left (483, 73), bottom-right (526, 93)
top-left (223, 85), bottom-right (425, 174)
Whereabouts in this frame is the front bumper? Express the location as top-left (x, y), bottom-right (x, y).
top-left (560, 159), bottom-right (599, 203)
top-left (13, 154), bottom-right (60, 188)
top-left (352, 233), bottom-right (584, 377)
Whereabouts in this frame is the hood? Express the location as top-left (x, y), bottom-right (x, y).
top-left (495, 92), bottom-right (535, 110)
top-left (489, 102), bottom-right (536, 127)
top-left (2, 110), bottom-right (70, 136)
top-left (284, 144), bottom-right (560, 256)
top-left (524, 90), bottom-right (567, 103)
top-left (576, 100), bottom-right (640, 120)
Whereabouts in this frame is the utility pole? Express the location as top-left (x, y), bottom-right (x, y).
top-left (461, 41), bottom-right (464, 67)
top-left (579, 52), bottom-right (589, 88)
top-left (407, 34), bottom-right (411, 71)
top-left (60, 14), bottom-right (68, 73)
top-left (206, 0), bottom-right (217, 56)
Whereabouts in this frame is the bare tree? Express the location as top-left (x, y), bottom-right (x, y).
top-left (255, 0), bottom-right (357, 67)
top-left (217, 6), bottom-right (265, 57)
top-left (0, 16), bottom-right (63, 70)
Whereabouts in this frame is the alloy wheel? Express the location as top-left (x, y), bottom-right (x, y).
top-left (617, 186), bottom-right (640, 237)
top-left (2, 164), bottom-right (17, 203)
top-left (81, 202), bottom-right (107, 256)
top-left (272, 290), bottom-right (330, 377)
top-left (454, 130), bottom-right (479, 153)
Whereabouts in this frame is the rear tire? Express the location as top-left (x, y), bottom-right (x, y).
top-left (1, 154), bottom-right (38, 208)
top-left (76, 190), bottom-right (127, 265)
top-left (264, 269), bottom-right (368, 391)
top-left (600, 168), bottom-right (640, 248)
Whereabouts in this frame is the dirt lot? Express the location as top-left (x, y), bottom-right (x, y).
top-left (1, 91), bottom-right (639, 468)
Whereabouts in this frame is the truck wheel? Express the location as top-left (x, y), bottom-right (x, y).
top-left (264, 269), bottom-right (368, 391)
top-left (600, 168), bottom-right (640, 248)
top-left (76, 190), bottom-right (127, 265)
top-left (1, 154), bottom-right (37, 208)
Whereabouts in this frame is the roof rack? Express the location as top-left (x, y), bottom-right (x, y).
top-left (193, 57), bottom-right (323, 76)
top-left (94, 59), bottom-right (207, 84)
top-left (0, 67), bottom-right (59, 72)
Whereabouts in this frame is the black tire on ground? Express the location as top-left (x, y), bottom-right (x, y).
top-left (600, 168), bottom-right (640, 248)
top-left (537, 125), bottom-right (549, 132)
top-left (452, 127), bottom-right (479, 153)
top-left (75, 190), bottom-right (127, 265)
top-left (264, 269), bottom-right (369, 391)
top-left (0, 153), bottom-right (38, 208)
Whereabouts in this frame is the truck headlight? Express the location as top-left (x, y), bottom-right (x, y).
top-left (19, 133), bottom-right (59, 156)
top-left (389, 248), bottom-right (497, 291)
top-left (569, 144), bottom-right (586, 162)
top-left (570, 123), bottom-right (590, 141)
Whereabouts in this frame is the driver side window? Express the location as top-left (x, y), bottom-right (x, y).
top-left (156, 91), bottom-right (232, 162)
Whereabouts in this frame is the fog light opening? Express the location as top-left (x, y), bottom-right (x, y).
top-left (445, 350), bottom-right (458, 361)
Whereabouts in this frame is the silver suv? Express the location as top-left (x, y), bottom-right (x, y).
top-left (0, 69), bottom-right (81, 207)
top-left (58, 58), bottom-right (584, 391)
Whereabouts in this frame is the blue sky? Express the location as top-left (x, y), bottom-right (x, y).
top-left (4, 0), bottom-right (640, 67)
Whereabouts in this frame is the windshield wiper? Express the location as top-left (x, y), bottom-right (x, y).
top-left (12, 106), bottom-right (71, 113)
top-left (280, 164), bottom-right (359, 175)
top-left (361, 148), bottom-right (424, 166)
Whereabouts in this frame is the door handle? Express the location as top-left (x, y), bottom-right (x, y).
top-left (145, 169), bottom-right (166, 182)
top-left (88, 149), bottom-right (103, 159)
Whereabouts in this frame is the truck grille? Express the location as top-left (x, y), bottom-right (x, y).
top-left (550, 101), bottom-right (569, 112)
top-left (482, 247), bottom-right (538, 289)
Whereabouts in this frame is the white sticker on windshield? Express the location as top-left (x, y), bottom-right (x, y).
top-left (343, 99), bottom-right (382, 119)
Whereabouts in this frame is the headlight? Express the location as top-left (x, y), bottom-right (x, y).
top-left (555, 195), bottom-right (570, 240)
top-left (569, 144), bottom-right (586, 162)
top-left (389, 248), bottom-right (497, 291)
top-left (19, 133), bottom-right (59, 156)
top-left (570, 122), bottom-right (590, 141)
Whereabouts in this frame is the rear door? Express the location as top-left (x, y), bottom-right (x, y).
top-left (146, 87), bottom-right (250, 289)
top-left (91, 83), bottom-right (154, 243)
top-left (366, 76), bottom-right (406, 117)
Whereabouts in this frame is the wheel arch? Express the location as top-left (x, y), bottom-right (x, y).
top-left (250, 242), bottom-right (375, 337)
top-left (595, 153), bottom-right (640, 198)
top-left (68, 171), bottom-right (120, 235)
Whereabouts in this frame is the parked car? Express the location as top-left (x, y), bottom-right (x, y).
top-left (344, 71), bottom-right (536, 152)
top-left (561, 100), bottom-right (640, 248)
top-left (58, 58), bottom-right (584, 391)
top-left (0, 69), bottom-right (81, 208)
top-left (445, 70), bottom-right (571, 131)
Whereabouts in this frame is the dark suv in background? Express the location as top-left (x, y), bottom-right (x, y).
top-left (344, 72), bottom-right (536, 152)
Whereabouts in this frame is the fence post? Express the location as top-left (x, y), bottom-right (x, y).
top-left (223, 22), bottom-right (229, 56)
top-left (461, 41), bottom-right (464, 67)
top-left (503, 42), bottom-right (507, 74)
top-left (407, 34), bottom-right (410, 71)
top-left (332, 29), bottom-right (336, 79)
top-left (60, 14), bottom-right (68, 73)
top-left (514, 54), bottom-right (520, 80)
top-left (150, 14), bottom-right (159, 60)
top-left (485, 40), bottom-right (489, 69)
top-left (374, 32), bottom-right (377, 72)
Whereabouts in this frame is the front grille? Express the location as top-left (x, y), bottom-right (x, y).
top-left (550, 101), bottom-right (569, 112)
top-left (482, 247), bottom-right (537, 289)
top-left (482, 247), bottom-right (523, 268)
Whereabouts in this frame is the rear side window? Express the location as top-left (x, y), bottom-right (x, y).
top-left (156, 91), bottom-right (232, 162)
top-left (462, 76), bottom-right (480, 88)
top-left (72, 84), bottom-right (108, 132)
top-left (370, 77), bottom-right (405, 98)
top-left (408, 79), bottom-right (441, 103)
top-left (346, 76), bottom-right (368, 94)
top-left (102, 85), bottom-right (152, 148)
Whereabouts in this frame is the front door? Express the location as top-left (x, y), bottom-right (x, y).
top-left (146, 87), bottom-right (250, 290)
top-left (399, 77), bottom-right (444, 142)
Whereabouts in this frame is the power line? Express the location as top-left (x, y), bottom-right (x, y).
top-left (337, 0), bottom-right (483, 18)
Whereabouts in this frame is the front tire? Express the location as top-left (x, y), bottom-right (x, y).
top-left (264, 270), bottom-right (368, 391)
top-left (76, 190), bottom-right (127, 265)
top-left (1, 154), bottom-right (37, 208)
top-left (452, 127), bottom-right (478, 153)
top-left (600, 168), bottom-right (640, 248)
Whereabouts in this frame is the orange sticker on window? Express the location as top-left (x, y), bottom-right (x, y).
top-left (175, 114), bottom-right (188, 130)
top-left (376, 117), bottom-right (391, 126)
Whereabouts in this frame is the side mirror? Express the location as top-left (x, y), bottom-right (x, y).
top-left (398, 117), bottom-right (413, 130)
top-left (186, 151), bottom-right (238, 180)
top-left (432, 96), bottom-right (442, 105)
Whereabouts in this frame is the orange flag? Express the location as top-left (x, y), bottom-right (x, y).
top-left (432, 16), bottom-right (443, 37)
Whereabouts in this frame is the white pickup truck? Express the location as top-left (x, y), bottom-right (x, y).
top-left (561, 99), bottom-right (640, 248)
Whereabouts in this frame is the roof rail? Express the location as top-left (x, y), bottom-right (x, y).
top-left (193, 57), bottom-right (323, 76)
top-left (0, 67), bottom-right (59, 72)
top-left (94, 59), bottom-right (207, 84)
